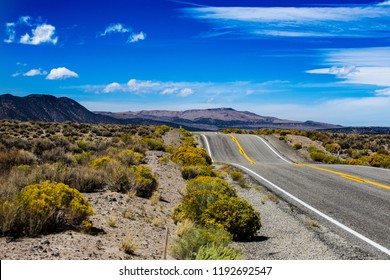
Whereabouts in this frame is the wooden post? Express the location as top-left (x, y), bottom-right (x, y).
top-left (162, 227), bottom-right (169, 260)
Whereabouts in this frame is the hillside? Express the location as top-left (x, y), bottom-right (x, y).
top-left (0, 94), bottom-right (120, 124)
top-left (97, 108), bottom-right (342, 131)
top-left (0, 93), bottom-right (342, 130)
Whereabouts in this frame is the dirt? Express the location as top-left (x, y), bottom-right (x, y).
top-left (0, 150), bottom-right (186, 260)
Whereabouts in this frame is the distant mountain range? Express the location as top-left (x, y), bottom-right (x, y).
top-left (97, 108), bottom-right (342, 131)
top-left (0, 93), bottom-right (343, 131)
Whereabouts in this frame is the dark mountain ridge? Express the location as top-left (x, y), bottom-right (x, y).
top-left (1, 94), bottom-right (344, 131)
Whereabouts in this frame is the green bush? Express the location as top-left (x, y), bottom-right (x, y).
top-left (324, 156), bottom-right (339, 164)
top-left (195, 243), bottom-right (243, 260)
top-left (310, 150), bottom-right (325, 162)
top-left (0, 181), bottom-right (94, 236)
top-left (142, 138), bottom-right (165, 151)
top-left (186, 176), bottom-right (236, 197)
top-left (132, 166), bottom-right (158, 198)
top-left (201, 197), bottom-right (261, 241)
top-left (170, 226), bottom-right (232, 260)
top-left (172, 190), bottom-right (224, 223)
top-left (181, 165), bottom-right (215, 180)
top-left (230, 171), bottom-right (243, 181)
top-left (293, 143), bottom-right (302, 150)
top-left (116, 149), bottom-right (144, 166)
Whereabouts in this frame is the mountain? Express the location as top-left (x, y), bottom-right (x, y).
top-left (0, 94), bottom-right (120, 124)
top-left (97, 108), bottom-right (342, 130)
top-left (0, 94), bottom-right (342, 130)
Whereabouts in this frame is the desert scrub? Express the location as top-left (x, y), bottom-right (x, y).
top-left (195, 243), bottom-right (242, 260)
top-left (181, 165), bottom-right (215, 180)
top-left (172, 190), bottom-right (225, 223)
top-left (116, 149), bottom-right (144, 166)
top-left (0, 181), bottom-right (94, 236)
top-left (171, 146), bottom-right (212, 166)
top-left (89, 156), bottom-right (112, 169)
top-left (170, 226), bottom-right (232, 260)
top-left (293, 143), bottom-right (302, 150)
top-left (201, 197), bottom-right (261, 241)
top-left (132, 166), bottom-right (158, 198)
top-left (104, 160), bottom-right (136, 193)
top-left (142, 137), bottom-right (165, 151)
top-left (121, 232), bottom-right (138, 255)
top-left (0, 149), bottom-right (36, 174)
top-left (186, 176), bottom-right (236, 197)
top-left (230, 171), bottom-right (243, 182)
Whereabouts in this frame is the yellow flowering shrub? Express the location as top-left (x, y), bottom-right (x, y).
top-left (181, 165), bottom-right (215, 180)
top-left (186, 176), bottom-right (236, 197)
top-left (171, 146), bottom-right (212, 166)
top-left (0, 181), bottom-right (94, 236)
top-left (133, 166), bottom-right (158, 198)
top-left (201, 197), bottom-right (261, 241)
top-left (172, 190), bottom-right (225, 223)
top-left (89, 156), bottom-right (112, 169)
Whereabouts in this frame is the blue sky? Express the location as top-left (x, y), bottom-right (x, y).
top-left (1, 0), bottom-right (390, 126)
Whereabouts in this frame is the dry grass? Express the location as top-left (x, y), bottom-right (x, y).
top-left (176, 219), bottom-right (195, 237)
top-left (121, 232), bottom-right (138, 255)
top-left (107, 215), bottom-right (118, 227)
top-left (148, 191), bottom-right (160, 205)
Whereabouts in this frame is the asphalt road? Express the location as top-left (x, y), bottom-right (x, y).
top-left (200, 132), bottom-right (390, 258)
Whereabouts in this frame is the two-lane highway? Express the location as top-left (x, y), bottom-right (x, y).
top-left (200, 132), bottom-right (390, 258)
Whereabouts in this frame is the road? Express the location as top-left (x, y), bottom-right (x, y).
top-left (200, 132), bottom-right (390, 258)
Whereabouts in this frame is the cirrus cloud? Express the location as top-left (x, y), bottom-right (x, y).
top-left (46, 67), bottom-right (78, 80)
top-left (99, 23), bottom-right (130, 37)
top-left (184, 1), bottom-right (390, 38)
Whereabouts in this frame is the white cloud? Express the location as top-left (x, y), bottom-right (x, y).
top-left (19, 16), bottom-right (31, 26)
top-left (161, 88), bottom-right (178, 95)
top-left (11, 72), bottom-right (20, 77)
top-left (178, 88), bottom-right (194, 97)
top-left (46, 67), bottom-right (78, 80)
top-left (103, 82), bottom-right (123, 93)
top-left (127, 79), bottom-right (160, 92)
top-left (100, 23), bottom-right (130, 36)
top-left (23, 68), bottom-right (48, 76)
top-left (4, 17), bottom-right (58, 45)
top-left (20, 24), bottom-right (58, 45)
top-left (185, 3), bottom-right (390, 38)
top-left (4, 23), bottom-right (16, 43)
top-left (128, 32), bottom-right (146, 43)
top-left (378, 1), bottom-right (390, 6)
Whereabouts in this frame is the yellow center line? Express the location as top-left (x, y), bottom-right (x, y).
top-left (296, 163), bottom-right (390, 190)
top-left (228, 134), bottom-right (256, 165)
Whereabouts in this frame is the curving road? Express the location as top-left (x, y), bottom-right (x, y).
top-left (200, 132), bottom-right (390, 258)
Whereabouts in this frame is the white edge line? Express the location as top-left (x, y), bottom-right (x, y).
top-left (201, 134), bottom-right (214, 163)
top-left (231, 163), bottom-right (390, 257)
top-left (254, 135), bottom-right (293, 164)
